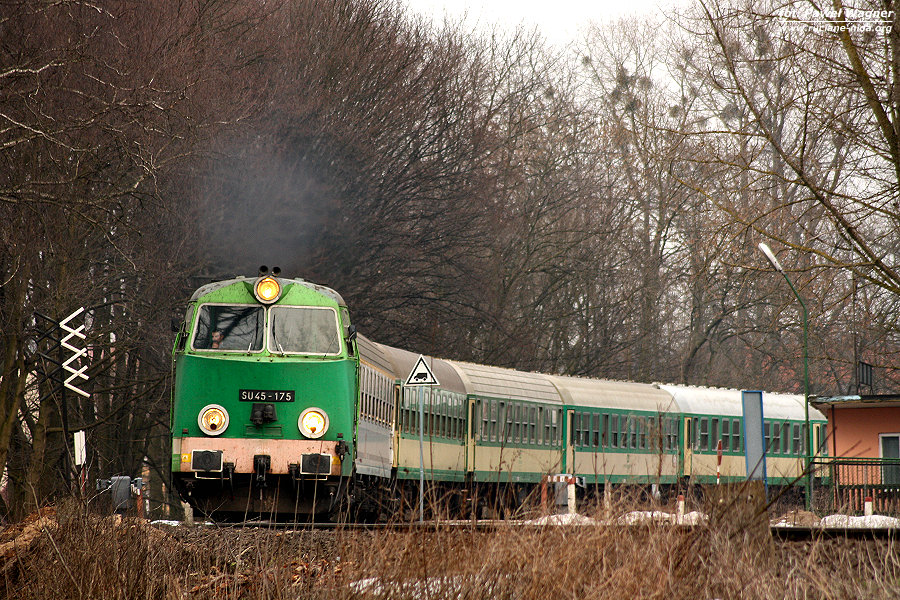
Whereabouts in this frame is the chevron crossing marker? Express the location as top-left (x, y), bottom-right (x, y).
top-left (60, 307), bottom-right (90, 397)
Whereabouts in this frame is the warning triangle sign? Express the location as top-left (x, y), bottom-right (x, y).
top-left (405, 355), bottom-right (440, 386)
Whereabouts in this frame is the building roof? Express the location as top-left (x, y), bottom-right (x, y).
top-left (812, 394), bottom-right (900, 409)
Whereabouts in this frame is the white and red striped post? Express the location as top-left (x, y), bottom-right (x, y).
top-left (865, 496), bottom-right (873, 517)
top-left (716, 439), bottom-right (723, 485)
top-left (567, 477), bottom-right (577, 514)
top-left (540, 475), bottom-right (548, 514)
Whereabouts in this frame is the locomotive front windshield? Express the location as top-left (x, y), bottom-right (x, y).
top-left (193, 305), bottom-right (265, 351)
top-left (269, 306), bottom-right (341, 355)
top-left (191, 303), bottom-right (341, 355)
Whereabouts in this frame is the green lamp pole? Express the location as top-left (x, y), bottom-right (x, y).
top-left (759, 243), bottom-right (812, 510)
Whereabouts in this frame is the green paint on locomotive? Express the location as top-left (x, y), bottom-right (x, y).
top-left (170, 276), bottom-right (359, 477)
top-left (172, 356), bottom-right (357, 439)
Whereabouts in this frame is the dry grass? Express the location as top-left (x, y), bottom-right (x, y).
top-left (2, 496), bottom-right (900, 599)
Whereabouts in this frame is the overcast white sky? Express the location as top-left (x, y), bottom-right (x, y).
top-left (401, 0), bottom-right (684, 47)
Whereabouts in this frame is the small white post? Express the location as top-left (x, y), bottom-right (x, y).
top-left (864, 496), bottom-right (873, 517)
top-left (567, 478), bottom-right (577, 514)
top-left (182, 501), bottom-right (194, 526)
top-left (676, 494), bottom-right (685, 525)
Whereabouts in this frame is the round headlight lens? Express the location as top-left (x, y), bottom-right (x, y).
top-left (198, 404), bottom-right (229, 436)
top-left (254, 276), bottom-right (281, 304)
top-left (299, 408), bottom-right (328, 439)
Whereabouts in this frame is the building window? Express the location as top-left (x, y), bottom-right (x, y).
top-left (881, 434), bottom-right (900, 486)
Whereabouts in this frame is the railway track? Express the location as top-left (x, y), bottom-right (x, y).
top-left (152, 518), bottom-right (900, 539)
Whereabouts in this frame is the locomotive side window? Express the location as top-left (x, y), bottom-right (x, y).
top-left (270, 306), bottom-right (341, 355)
top-left (193, 305), bottom-right (264, 352)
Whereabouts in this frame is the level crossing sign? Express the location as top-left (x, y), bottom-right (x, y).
top-left (405, 355), bottom-right (439, 386)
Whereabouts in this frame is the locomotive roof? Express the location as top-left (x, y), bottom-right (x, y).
top-left (189, 277), bottom-right (346, 306)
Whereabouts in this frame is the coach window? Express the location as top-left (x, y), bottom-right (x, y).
top-left (711, 419), bottom-right (719, 450)
top-left (193, 305), bottom-right (265, 352)
top-left (573, 413), bottom-right (581, 446)
top-left (479, 401), bottom-right (488, 441)
top-left (529, 406), bottom-right (537, 445)
top-left (410, 389), bottom-right (419, 433)
top-left (491, 402), bottom-right (500, 442)
top-left (513, 404), bottom-right (521, 443)
top-left (577, 412), bottom-right (586, 446)
top-left (601, 414), bottom-right (609, 448)
top-left (592, 413), bottom-right (601, 449)
top-left (699, 418), bottom-right (709, 451)
top-left (583, 413), bottom-right (591, 447)
top-left (721, 420), bottom-right (730, 452)
top-left (764, 422), bottom-right (772, 453)
top-left (732, 420), bottom-right (741, 452)
top-left (551, 409), bottom-right (560, 445)
top-left (781, 421), bottom-right (790, 455)
top-left (443, 393), bottom-right (450, 438)
top-left (610, 415), bottom-right (619, 448)
top-left (815, 424), bottom-right (828, 456)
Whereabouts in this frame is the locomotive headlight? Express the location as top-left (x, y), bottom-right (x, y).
top-left (299, 407), bottom-right (329, 439)
top-left (198, 404), bottom-right (229, 436)
top-left (254, 276), bottom-right (281, 304)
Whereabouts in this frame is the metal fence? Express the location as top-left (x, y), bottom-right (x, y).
top-left (810, 457), bottom-right (900, 515)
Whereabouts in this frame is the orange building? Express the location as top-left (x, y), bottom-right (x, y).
top-left (812, 395), bottom-right (900, 462)
top-left (812, 395), bottom-right (900, 512)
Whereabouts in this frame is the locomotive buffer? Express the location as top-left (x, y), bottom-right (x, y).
top-left (404, 355), bottom-right (439, 523)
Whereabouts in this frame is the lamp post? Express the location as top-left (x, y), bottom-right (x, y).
top-left (759, 243), bottom-right (812, 509)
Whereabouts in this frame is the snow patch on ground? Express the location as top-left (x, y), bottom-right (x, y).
top-left (819, 514), bottom-right (900, 528)
top-left (525, 512), bottom-right (596, 526)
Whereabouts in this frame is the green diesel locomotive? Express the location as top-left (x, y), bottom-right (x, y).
top-left (170, 271), bottom-right (828, 520)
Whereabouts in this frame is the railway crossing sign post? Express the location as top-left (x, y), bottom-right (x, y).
top-left (33, 307), bottom-right (91, 491)
top-left (405, 355), bottom-right (439, 523)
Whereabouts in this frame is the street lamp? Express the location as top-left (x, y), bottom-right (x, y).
top-left (758, 242), bottom-right (812, 509)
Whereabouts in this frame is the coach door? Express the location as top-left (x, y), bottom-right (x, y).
top-left (392, 384), bottom-right (401, 469)
top-left (565, 409), bottom-right (576, 475)
top-left (682, 417), bottom-right (693, 478)
top-left (465, 397), bottom-right (476, 474)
